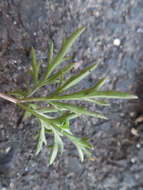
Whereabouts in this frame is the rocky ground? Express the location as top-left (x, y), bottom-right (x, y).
top-left (0, 0), bottom-right (143, 189)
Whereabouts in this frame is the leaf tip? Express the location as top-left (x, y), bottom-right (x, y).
top-left (89, 157), bottom-right (95, 161)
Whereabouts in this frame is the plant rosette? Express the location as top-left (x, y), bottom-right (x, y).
top-left (0, 27), bottom-right (137, 165)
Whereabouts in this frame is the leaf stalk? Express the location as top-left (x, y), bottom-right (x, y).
top-left (0, 91), bottom-right (19, 104)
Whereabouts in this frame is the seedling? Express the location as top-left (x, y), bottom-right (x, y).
top-left (0, 27), bottom-right (137, 164)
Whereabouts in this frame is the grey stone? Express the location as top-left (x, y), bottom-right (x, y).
top-left (68, 157), bottom-right (82, 173)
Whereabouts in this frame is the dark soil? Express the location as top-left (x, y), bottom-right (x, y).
top-left (0, 0), bottom-right (143, 189)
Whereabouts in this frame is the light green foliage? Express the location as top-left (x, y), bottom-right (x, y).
top-left (13, 27), bottom-right (137, 165)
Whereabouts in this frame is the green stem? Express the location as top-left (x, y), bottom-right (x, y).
top-left (20, 97), bottom-right (51, 103)
top-left (27, 80), bottom-right (48, 97)
top-left (27, 86), bottom-right (40, 97)
top-left (27, 80), bottom-right (45, 97)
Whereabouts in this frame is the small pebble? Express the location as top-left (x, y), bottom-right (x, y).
top-left (137, 28), bottom-right (143, 33)
top-left (5, 146), bottom-right (11, 153)
top-left (131, 128), bottom-right (139, 136)
top-left (18, 66), bottom-right (22, 70)
top-left (50, 3), bottom-right (55, 11)
top-left (113, 38), bottom-right (121, 46)
top-left (25, 167), bottom-right (28, 172)
top-left (130, 112), bottom-right (136, 118)
top-left (120, 113), bottom-right (125, 117)
top-left (9, 182), bottom-right (14, 188)
top-left (93, 10), bottom-right (100, 17)
top-left (130, 157), bottom-right (136, 164)
top-left (13, 21), bottom-right (17, 25)
top-left (2, 188), bottom-right (7, 190)
top-left (16, 172), bottom-right (20, 177)
top-left (136, 144), bottom-right (141, 149)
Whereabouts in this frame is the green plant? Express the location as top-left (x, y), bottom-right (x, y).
top-left (0, 27), bottom-right (137, 165)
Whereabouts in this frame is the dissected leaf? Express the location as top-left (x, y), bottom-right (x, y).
top-left (61, 120), bottom-right (70, 130)
top-left (14, 27), bottom-right (138, 166)
top-left (85, 98), bottom-right (110, 106)
top-left (81, 137), bottom-right (91, 142)
top-left (59, 120), bottom-right (72, 134)
top-left (79, 138), bottom-right (94, 150)
top-left (48, 42), bottom-right (54, 67)
top-left (62, 56), bottom-right (72, 62)
top-left (39, 62), bottom-right (75, 88)
top-left (77, 147), bottom-right (84, 162)
top-left (23, 104), bottom-right (38, 120)
top-left (21, 89), bottom-right (137, 103)
top-left (54, 132), bottom-right (64, 155)
top-left (37, 105), bottom-right (58, 113)
top-left (58, 63), bottom-right (98, 92)
top-left (57, 71), bottom-right (64, 89)
top-left (35, 111), bottom-right (54, 119)
top-left (11, 88), bottom-right (26, 98)
top-left (50, 101), bottom-right (107, 119)
top-left (45, 129), bottom-right (53, 134)
top-left (37, 60), bottom-right (41, 77)
top-left (49, 143), bottom-right (58, 165)
top-left (41, 43), bottom-right (54, 82)
top-left (49, 124), bottom-right (64, 158)
top-left (25, 81), bottom-right (31, 95)
top-left (46, 27), bottom-right (85, 77)
top-left (49, 112), bottom-right (78, 125)
top-left (87, 90), bottom-right (138, 99)
top-left (93, 76), bottom-right (107, 90)
top-left (18, 104), bottom-right (52, 124)
top-left (31, 47), bottom-right (38, 86)
top-left (63, 131), bottom-right (93, 162)
top-left (82, 147), bottom-right (92, 158)
top-left (35, 120), bottom-right (47, 155)
top-left (20, 104), bottom-right (72, 129)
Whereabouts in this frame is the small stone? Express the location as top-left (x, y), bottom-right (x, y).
top-left (25, 167), bottom-right (28, 171)
top-left (50, 3), bottom-right (55, 11)
top-left (137, 28), bottom-right (143, 33)
top-left (2, 188), bottom-right (7, 190)
top-left (16, 172), bottom-right (20, 177)
top-left (136, 144), bottom-right (141, 149)
top-left (9, 182), bottom-right (14, 188)
top-left (113, 38), bottom-right (121, 46)
top-left (130, 112), bottom-right (136, 118)
top-left (93, 10), bottom-right (100, 17)
top-left (13, 21), bottom-right (17, 25)
top-left (5, 146), bottom-right (11, 153)
top-left (18, 66), bottom-right (22, 70)
top-left (131, 128), bottom-right (139, 136)
top-left (120, 112), bottom-right (125, 117)
top-left (73, 60), bottom-right (83, 71)
top-left (130, 157), bottom-right (136, 164)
